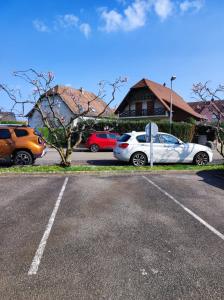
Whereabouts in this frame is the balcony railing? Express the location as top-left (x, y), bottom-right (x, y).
top-left (119, 107), bottom-right (166, 118)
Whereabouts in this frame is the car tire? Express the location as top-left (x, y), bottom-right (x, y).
top-left (193, 151), bottom-right (209, 166)
top-left (90, 144), bottom-right (99, 152)
top-left (13, 151), bottom-right (34, 166)
top-left (131, 152), bottom-right (147, 166)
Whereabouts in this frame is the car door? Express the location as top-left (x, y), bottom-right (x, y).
top-left (107, 133), bottom-right (119, 149)
top-left (158, 134), bottom-right (188, 162)
top-left (0, 128), bottom-right (14, 159)
top-left (96, 133), bottom-right (109, 149)
top-left (135, 134), bottom-right (162, 163)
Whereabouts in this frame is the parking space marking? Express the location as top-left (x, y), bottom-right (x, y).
top-left (142, 176), bottom-right (224, 242)
top-left (28, 177), bottom-right (69, 275)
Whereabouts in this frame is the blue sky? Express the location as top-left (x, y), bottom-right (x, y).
top-left (0, 0), bottom-right (224, 112)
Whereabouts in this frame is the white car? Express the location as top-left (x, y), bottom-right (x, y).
top-left (113, 131), bottom-right (213, 166)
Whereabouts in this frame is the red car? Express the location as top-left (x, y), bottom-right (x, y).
top-left (86, 131), bottom-right (120, 152)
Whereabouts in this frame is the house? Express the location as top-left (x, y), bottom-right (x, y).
top-left (26, 85), bottom-right (113, 128)
top-left (0, 110), bottom-right (16, 122)
top-left (188, 100), bottom-right (224, 123)
top-left (115, 78), bottom-right (204, 121)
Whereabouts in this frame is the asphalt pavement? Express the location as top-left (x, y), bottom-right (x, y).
top-left (0, 172), bottom-right (224, 299)
top-left (35, 147), bottom-right (224, 166)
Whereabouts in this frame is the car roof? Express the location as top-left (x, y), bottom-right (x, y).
top-left (125, 131), bottom-right (167, 136)
top-left (91, 131), bottom-right (118, 134)
top-left (0, 124), bottom-right (28, 128)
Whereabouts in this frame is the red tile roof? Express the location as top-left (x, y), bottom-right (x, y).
top-left (188, 100), bottom-right (224, 118)
top-left (52, 85), bottom-right (113, 117)
top-left (26, 85), bottom-right (113, 117)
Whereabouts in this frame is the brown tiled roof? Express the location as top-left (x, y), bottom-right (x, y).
top-left (26, 85), bottom-right (113, 117)
top-left (188, 100), bottom-right (224, 118)
top-left (116, 78), bottom-right (204, 120)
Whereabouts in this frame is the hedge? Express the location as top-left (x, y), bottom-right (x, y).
top-left (0, 121), bottom-right (26, 125)
top-left (39, 120), bottom-right (195, 146)
top-left (87, 120), bottom-right (196, 143)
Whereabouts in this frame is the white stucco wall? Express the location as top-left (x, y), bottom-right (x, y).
top-left (28, 96), bottom-right (74, 128)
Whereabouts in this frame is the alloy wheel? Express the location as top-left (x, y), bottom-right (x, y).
top-left (194, 152), bottom-right (209, 166)
top-left (132, 152), bottom-right (147, 166)
top-left (14, 151), bottom-right (33, 165)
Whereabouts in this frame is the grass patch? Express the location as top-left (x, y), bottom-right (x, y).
top-left (0, 164), bottom-right (223, 174)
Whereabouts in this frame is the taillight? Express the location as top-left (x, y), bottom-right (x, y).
top-left (38, 137), bottom-right (43, 144)
top-left (119, 143), bottom-right (129, 149)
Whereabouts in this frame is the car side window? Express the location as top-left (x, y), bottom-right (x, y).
top-left (136, 134), bottom-right (146, 143)
top-left (14, 129), bottom-right (29, 137)
top-left (0, 129), bottom-right (11, 139)
top-left (153, 135), bottom-right (161, 143)
top-left (108, 133), bottom-right (119, 139)
top-left (160, 134), bottom-right (179, 144)
top-left (137, 134), bottom-right (161, 143)
top-left (96, 133), bottom-right (108, 139)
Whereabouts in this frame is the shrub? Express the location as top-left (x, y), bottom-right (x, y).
top-left (0, 120), bottom-right (26, 125)
top-left (81, 119), bottom-right (196, 143)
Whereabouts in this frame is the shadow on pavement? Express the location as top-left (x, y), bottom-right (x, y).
top-left (197, 170), bottom-right (224, 191)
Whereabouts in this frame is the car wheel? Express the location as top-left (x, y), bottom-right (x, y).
top-left (131, 152), bottom-right (147, 166)
top-left (13, 151), bottom-right (33, 166)
top-left (193, 151), bottom-right (209, 166)
top-left (90, 144), bottom-right (99, 152)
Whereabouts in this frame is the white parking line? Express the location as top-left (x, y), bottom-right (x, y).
top-left (28, 177), bottom-right (69, 275)
top-left (142, 176), bottom-right (224, 242)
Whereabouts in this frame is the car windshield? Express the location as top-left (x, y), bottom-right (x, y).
top-left (118, 134), bottom-right (131, 142)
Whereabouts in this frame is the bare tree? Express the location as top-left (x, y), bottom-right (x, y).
top-left (0, 69), bottom-right (126, 166)
top-left (192, 81), bottom-right (224, 158)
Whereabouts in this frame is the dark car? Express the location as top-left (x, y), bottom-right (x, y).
top-left (86, 131), bottom-right (120, 152)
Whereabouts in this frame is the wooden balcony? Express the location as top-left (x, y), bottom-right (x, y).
top-left (118, 107), bottom-right (166, 118)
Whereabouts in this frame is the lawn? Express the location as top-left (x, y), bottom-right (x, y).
top-left (0, 164), bottom-right (223, 174)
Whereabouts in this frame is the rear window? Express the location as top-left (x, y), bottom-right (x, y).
top-left (14, 129), bottom-right (29, 137)
top-left (0, 129), bottom-right (11, 139)
top-left (96, 133), bottom-right (108, 139)
top-left (118, 134), bottom-right (131, 142)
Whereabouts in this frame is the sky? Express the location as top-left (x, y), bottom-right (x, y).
top-left (0, 0), bottom-right (224, 112)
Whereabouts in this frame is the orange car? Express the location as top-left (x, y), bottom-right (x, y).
top-left (0, 125), bottom-right (46, 165)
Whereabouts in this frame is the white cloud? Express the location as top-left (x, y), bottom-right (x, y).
top-left (57, 14), bottom-right (79, 28)
top-left (154, 0), bottom-right (173, 20)
top-left (33, 14), bottom-right (91, 38)
top-left (180, 0), bottom-right (204, 13)
top-left (80, 23), bottom-right (91, 38)
top-left (100, 0), bottom-right (151, 32)
top-left (33, 20), bottom-right (49, 32)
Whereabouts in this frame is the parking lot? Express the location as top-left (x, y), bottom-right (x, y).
top-left (0, 172), bottom-right (224, 299)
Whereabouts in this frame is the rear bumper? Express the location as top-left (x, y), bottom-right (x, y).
top-left (113, 148), bottom-right (130, 162)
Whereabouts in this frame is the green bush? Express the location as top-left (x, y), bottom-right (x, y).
top-left (81, 119), bottom-right (195, 143)
top-left (38, 127), bottom-right (67, 147)
top-left (0, 120), bottom-right (26, 125)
